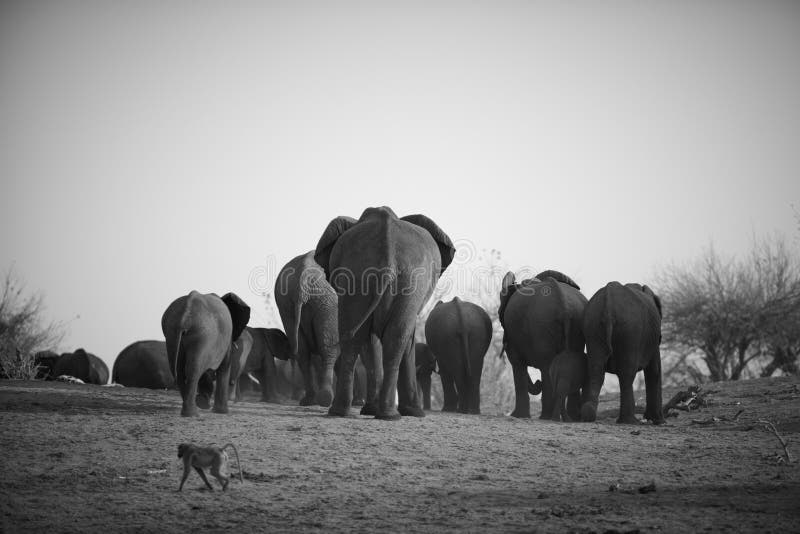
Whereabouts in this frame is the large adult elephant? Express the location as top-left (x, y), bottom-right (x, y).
top-left (161, 291), bottom-right (250, 417)
top-left (274, 251), bottom-right (339, 407)
top-left (53, 348), bottom-right (109, 385)
top-left (415, 343), bottom-right (437, 410)
top-left (581, 282), bottom-right (665, 425)
top-left (499, 270), bottom-right (587, 419)
top-left (112, 340), bottom-right (174, 388)
top-left (425, 298), bottom-right (492, 414)
top-left (315, 206), bottom-right (455, 420)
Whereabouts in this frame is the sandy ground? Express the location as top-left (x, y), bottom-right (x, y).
top-left (1, 376), bottom-right (799, 533)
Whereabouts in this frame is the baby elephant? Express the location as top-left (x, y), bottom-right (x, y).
top-left (548, 350), bottom-right (587, 422)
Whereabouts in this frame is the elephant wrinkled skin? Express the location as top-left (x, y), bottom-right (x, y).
top-left (274, 251), bottom-right (339, 407)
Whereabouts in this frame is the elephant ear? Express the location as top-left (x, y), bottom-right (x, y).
top-left (400, 214), bottom-right (455, 275)
top-left (314, 216), bottom-right (358, 278)
top-left (642, 285), bottom-right (663, 318)
top-left (264, 328), bottom-right (293, 361)
top-left (221, 292), bottom-right (251, 343)
top-left (498, 272), bottom-right (518, 329)
top-left (534, 270), bottom-right (580, 291)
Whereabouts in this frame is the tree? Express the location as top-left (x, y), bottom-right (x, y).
top-left (657, 234), bottom-right (800, 382)
top-left (0, 267), bottom-right (66, 378)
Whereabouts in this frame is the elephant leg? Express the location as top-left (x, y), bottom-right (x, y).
top-left (566, 391), bottom-right (581, 422)
top-left (360, 335), bottom-right (382, 416)
top-left (468, 363), bottom-right (482, 415)
top-left (314, 352), bottom-right (334, 407)
top-left (616, 370), bottom-right (640, 424)
top-left (417, 373), bottom-right (432, 410)
top-left (375, 320), bottom-right (417, 420)
top-left (260, 354), bottom-right (280, 403)
top-left (539, 366), bottom-right (555, 420)
top-left (398, 334), bottom-right (424, 417)
top-left (213, 352), bottom-right (231, 414)
top-left (440, 371), bottom-right (458, 412)
top-left (352, 356), bottom-right (366, 406)
top-left (454, 368), bottom-right (469, 414)
top-left (314, 335), bottom-right (337, 409)
top-left (297, 337), bottom-right (317, 406)
top-left (509, 363), bottom-right (531, 418)
top-left (196, 371), bottom-right (214, 410)
top-left (581, 342), bottom-right (609, 422)
top-left (328, 337), bottom-right (357, 417)
top-left (180, 374), bottom-right (200, 417)
top-left (551, 384), bottom-right (564, 422)
top-left (643, 353), bottom-right (665, 424)
top-left (233, 378), bottom-right (241, 403)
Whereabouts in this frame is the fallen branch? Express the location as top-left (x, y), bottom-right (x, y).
top-left (690, 410), bottom-right (744, 426)
top-left (756, 420), bottom-right (792, 464)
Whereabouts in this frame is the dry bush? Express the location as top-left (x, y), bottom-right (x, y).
top-left (0, 267), bottom-right (65, 379)
top-left (657, 234), bottom-right (800, 383)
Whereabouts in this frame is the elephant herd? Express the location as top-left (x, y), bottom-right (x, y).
top-left (36, 206), bottom-right (666, 425)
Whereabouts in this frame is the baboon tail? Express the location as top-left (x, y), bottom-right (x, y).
top-left (222, 443), bottom-right (243, 484)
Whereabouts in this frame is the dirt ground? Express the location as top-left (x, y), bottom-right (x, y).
top-left (1, 376), bottom-right (798, 533)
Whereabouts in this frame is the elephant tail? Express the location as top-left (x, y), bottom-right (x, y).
top-left (288, 299), bottom-right (303, 357)
top-left (603, 285), bottom-right (614, 358)
top-left (172, 328), bottom-right (186, 385)
top-left (341, 274), bottom-right (393, 341)
top-left (456, 302), bottom-right (472, 381)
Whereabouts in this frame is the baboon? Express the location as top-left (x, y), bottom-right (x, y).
top-left (177, 443), bottom-right (243, 491)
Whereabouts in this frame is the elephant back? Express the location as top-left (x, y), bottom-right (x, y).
top-left (113, 340), bottom-right (173, 389)
top-left (54, 349), bottom-right (109, 385)
top-left (503, 278), bottom-right (587, 364)
top-left (425, 299), bottom-right (493, 367)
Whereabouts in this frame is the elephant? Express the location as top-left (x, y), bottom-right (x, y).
top-left (548, 349), bottom-right (587, 422)
top-left (414, 343), bottom-right (437, 410)
top-left (112, 340), bottom-right (174, 389)
top-left (315, 206), bottom-right (455, 420)
top-left (33, 350), bottom-right (61, 380)
top-left (228, 329), bottom-right (254, 401)
top-left (581, 282), bottom-right (665, 425)
top-left (161, 291), bottom-right (250, 417)
top-left (52, 348), bottom-right (109, 385)
top-left (240, 327), bottom-right (293, 402)
top-left (424, 298), bottom-right (492, 414)
top-left (274, 251), bottom-right (339, 407)
top-left (499, 270), bottom-right (588, 419)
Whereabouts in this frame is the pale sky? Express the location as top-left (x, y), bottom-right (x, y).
top-left (1, 1), bottom-right (799, 372)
